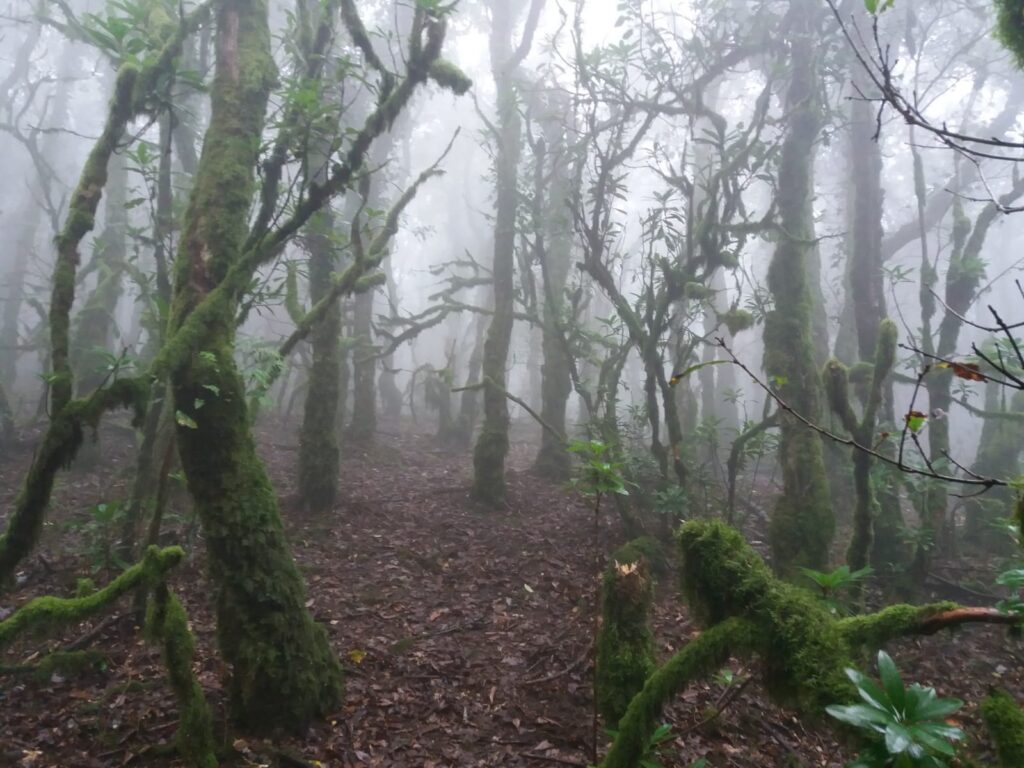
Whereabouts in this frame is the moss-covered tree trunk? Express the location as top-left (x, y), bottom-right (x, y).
top-left (532, 94), bottom-right (573, 481)
top-left (472, 0), bottom-right (533, 505)
top-left (964, 385), bottom-right (1023, 549)
top-left (379, 259), bottom-right (404, 420)
top-left (74, 147), bottom-right (128, 393)
top-left (167, 0), bottom-right (340, 728)
top-left (762, 0), bottom-right (833, 575)
top-left (297, 208), bottom-right (341, 514)
top-left (455, 306), bottom-right (486, 447)
top-left (846, 92), bottom-right (906, 572)
top-left (917, 182), bottom-right (1023, 571)
top-left (348, 285), bottom-right (377, 443)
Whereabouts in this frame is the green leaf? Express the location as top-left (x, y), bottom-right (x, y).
top-left (826, 703), bottom-right (890, 729)
top-left (175, 410), bottom-right (198, 429)
top-left (876, 651), bottom-right (906, 714)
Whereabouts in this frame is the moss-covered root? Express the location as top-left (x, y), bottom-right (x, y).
top-left (600, 617), bottom-right (755, 768)
top-left (0, 545), bottom-right (182, 646)
top-left (597, 549), bottom-right (656, 725)
top-left (677, 521), bottom-right (853, 713)
top-left (145, 583), bottom-right (218, 768)
top-left (982, 689), bottom-right (1024, 767)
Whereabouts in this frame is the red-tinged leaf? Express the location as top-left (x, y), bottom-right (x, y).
top-left (937, 361), bottom-right (986, 381)
top-left (905, 410), bottom-right (927, 433)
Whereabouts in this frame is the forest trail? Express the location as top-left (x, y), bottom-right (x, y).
top-left (0, 420), bottom-right (1021, 767)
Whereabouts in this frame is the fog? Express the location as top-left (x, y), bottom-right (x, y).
top-left (5, 0), bottom-right (1024, 763)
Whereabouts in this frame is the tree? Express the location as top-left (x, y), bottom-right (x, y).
top-left (472, 0), bottom-right (544, 506)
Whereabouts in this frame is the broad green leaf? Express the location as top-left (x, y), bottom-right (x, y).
top-left (877, 650), bottom-right (906, 713)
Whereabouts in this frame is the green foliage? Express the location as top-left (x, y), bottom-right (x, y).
top-left (66, 500), bottom-right (130, 574)
top-left (863, 0), bottom-right (895, 13)
top-left (826, 650), bottom-right (964, 768)
top-left (653, 486), bottom-right (688, 524)
top-left (800, 565), bottom-right (874, 615)
top-left (570, 440), bottom-right (629, 497)
top-left (995, 0), bottom-right (1024, 69)
top-left (981, 689), bottom-right (1024, 767)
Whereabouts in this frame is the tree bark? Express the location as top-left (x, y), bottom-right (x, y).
top-left (167, 0), bottom-right (340, 728)
top-left (762, 0), bottom-right (833, 576)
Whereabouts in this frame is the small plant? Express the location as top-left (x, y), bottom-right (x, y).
top-left (800, 564), bottom-right (873, 615)
top-left (826, 650), bottom-right (964, 768)
top-left (713, 667), bottom-right (736, 688)
top-left (67, 501), bottom-right (129, 574)
top-left (570, 439), bottom-right (629, 498)
top-left (653, 485), bottom-right (688, 523)
top-left (570, 439), bottom-right (628, 765)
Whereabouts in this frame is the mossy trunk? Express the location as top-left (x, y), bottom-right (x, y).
top-left (963, 386), bottom-right (1023, 550)
top-left (918, 190), bottom-right (1012, 569)
top-left (1, 204), bottom-right (38, 392)
top-left (167, 0), bottom-right (340, 729)
top-left (533, 104), bottom-right (573, 479)
top-left (297, 210), bottom-right (341, 515)
top-left (74, 147), bottom-right (128, 393)
top-left (348, 289), bottom-right (377, 443)
top-left (378, 261), bottom-right (404, 420)
top-left (472, 5), bottom-right (523, 506)
top-left (982, 689), bottom-right (1024, 767)
top-left (119, 383), bottom-right (175, 562)
top-left (454, 308), bottom-right (486, 447)
top-left (762, 0), bottom-right (833, 576)
top-left (596, 546), bottom-right (656, 726)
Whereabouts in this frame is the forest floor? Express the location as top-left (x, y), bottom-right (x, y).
top-left (1, 416), bottom-right (1023, 767)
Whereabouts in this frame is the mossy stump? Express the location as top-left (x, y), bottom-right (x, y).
top-left (597, 545), bottom-right (656, 726)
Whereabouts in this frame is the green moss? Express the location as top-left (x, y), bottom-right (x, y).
top-left (597, 554), bottom-right (656, 725)
top-left (428, 59), bottom-right (472, 94)
top-left (678, 521), bottom-right (852, 713)
top-left (145, 583), bottom-right (218, 768)
top-left (981, 689), bottom-right (1024, 767)
top-left (0, 546), bottom-right (182, 646)
top-left (298, 210), bottom-right (341, 515)
top-left (601, 617), bottom-right (756, 768)
top-left (1, 649), bottom-right (106, 679)
top-left (836, 602), bottom-right (957, 650)
top-left (762, 4), bottom-right (833, 575)
top-left (613, 537), bottom-right (669, 577)
top-left (719, 308), bottom-right (754, 336)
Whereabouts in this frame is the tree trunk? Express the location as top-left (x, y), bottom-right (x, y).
top-left (74, 147), bottom-right (128, 393)
top-left (167, 0), bottom-right (340, 729)
top-left (533, 95), bottom-right (573, 480)
top-left (297, 209), bottom-right (342, 514)
top-left (472, 2), bottom-right (525, 505)
top-left (348, 289), bottom-right (377, 442)
top-left (762, 0), bottom-right (833, 576)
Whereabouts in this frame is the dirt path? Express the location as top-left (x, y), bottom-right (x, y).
top-left (1, 420), bottom-right (1021, 766)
